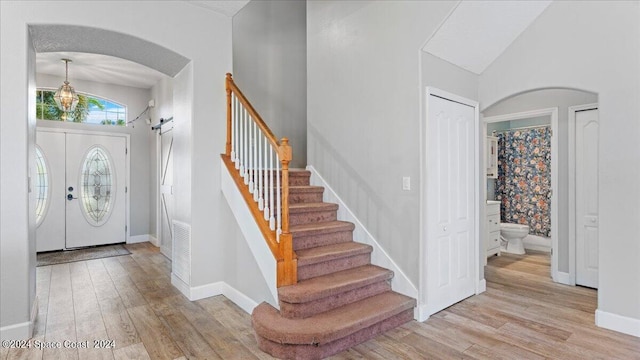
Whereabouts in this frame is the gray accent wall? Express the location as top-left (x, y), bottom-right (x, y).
top-left (307, 1), bottom-right (478, 287)
top-left (232, 0), bottom-right (307, 168)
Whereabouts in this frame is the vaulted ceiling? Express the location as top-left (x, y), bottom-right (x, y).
top-left (422, 0), bottom-right (552, 75)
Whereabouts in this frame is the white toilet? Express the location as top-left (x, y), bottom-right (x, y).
top-left (500, 223), bottom-right (529, 255)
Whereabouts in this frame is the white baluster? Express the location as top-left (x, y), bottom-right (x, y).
top-left (263, 136), bottom-right (270, 220)
top-left (234, 95), bottom-right (240, 166)
top-left (231, 94), bottom-right (236, 161)
top-left (258, 130), bottom-right (264, 210)
top-left (276, 154), bottom-right (282, 241)
top-left (269, 147), bottom-right (275, 230)
top-left (239, 106), bottom-right (244, 175)
top-left (244, 111), bottom-right (249, 184)
top-left (248, 117), bottom-right (254, 192)
top-left (252, 120), bottom-right (258, 201)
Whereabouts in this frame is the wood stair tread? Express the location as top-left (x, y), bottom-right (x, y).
top-left (290, 221), bottom-right (354, 236)
top-left (296, 242), bottom-right (372, 266)
top-left (278, 265), bottom-right (393, 304)
top-left (252, 291), bottom-right (415, 346)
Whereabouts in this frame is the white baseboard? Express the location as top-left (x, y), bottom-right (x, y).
top-left (148, 235), bottom-right (159, 247)
top-left (219, 283), bottom-right (260, 315)
top-left (189, 281), bottom-right (224, 301)
top-left (170, 274), bottom-right (259, 314)
top-left (555, 271), bottom-right (574, 286)
top-left (596, 309), bottom-right (640, 338)
top-left (128, 234), bottom-right (150, 244)
top-left (0, 298), bottom-right (37, 341)
top-left (307, 166), bottom-right (419, 303)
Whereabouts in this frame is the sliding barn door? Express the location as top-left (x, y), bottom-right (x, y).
top-left (159, 122), bottom-right (175, 257)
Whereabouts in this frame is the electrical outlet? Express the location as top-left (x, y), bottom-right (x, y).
top-left (402, 177), bottom-right (411, 191)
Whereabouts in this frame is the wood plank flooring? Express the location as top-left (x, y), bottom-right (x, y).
top-left (4, 244), bottom-right (639, 359)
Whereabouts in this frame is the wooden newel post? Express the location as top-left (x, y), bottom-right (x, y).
top-left (278, 138), bottom-right (297, 286)
top-left (225, 73), bottom-right (233, 157)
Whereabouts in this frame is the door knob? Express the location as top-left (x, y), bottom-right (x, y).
top-left (67, 194), bottom-right (77, 201)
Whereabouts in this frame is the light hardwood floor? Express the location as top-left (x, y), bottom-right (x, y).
top-left (3, 244), bottom-right (638, 359)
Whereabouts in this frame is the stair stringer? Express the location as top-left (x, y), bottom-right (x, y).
top-left (306, 165), bottom-right (419, 318)
top-left (221, 159), bottom-right (279, 308)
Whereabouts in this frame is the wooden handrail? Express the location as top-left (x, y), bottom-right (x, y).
top-left (226, 73), bottom-right (280, 151)
top-left (224, 73), bottom-right (296, 287)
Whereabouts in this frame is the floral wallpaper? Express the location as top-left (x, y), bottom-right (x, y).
top-left (496, 127), bottom-right (551, 237)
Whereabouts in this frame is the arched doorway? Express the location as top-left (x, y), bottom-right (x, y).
top-left (481, 87), bottom-right (599, 287)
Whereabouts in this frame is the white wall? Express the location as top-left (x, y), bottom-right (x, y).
top-left (483, 89), bottom-right (598, 273)
top-left (233, 0), bottom-right (307, 168)
top-left (479, 1), bottom-right (640, 327)
top-left (0, 0), bottom-right (234, 336)
top-left (307, 0), bottom-right (477, 287)
top-left (36, 73), bottom-right (154, 237)
top-left (0, 24), bottom-right (38, 339)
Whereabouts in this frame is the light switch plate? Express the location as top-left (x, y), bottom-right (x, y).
top-left (402, 177), bottom-right (411, 191)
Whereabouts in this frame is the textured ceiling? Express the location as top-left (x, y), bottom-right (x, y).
top-left (423, 1), bottom-right (552, 75)
top-left (30, 25), bottom-right (190, 77)
top-left (184, 0), bottom-right (250, 17)
top-left (37, 52), bottom-right (167, 89)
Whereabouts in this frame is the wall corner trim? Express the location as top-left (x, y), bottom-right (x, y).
top-left (477, 279), bottom-right (487, 294)
top-left (148, 235), bottom-right (159, 247)
top-left (595, 309), bottom-right (640, 338)
top-left (555, 271), bottom-right (574, 286)
top-left (306, 165), bottom-right (419, 308)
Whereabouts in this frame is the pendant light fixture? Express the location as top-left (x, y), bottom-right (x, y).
top-left (54, 59), bottom-right (79, 113)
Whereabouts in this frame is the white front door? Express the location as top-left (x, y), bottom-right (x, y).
top-left (35, 131), bottom-right (66, 252)
top-left (36, 130), bottom-right (127, 251)
top-left (426, 93), bottom-right (477, 315)
top-left (159, 123), bottom-right (174, 257)
top-left (575, 109), bottom-right (599, 288)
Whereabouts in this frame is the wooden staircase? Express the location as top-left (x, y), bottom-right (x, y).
top-left (251, 170), bottom-right (415, 359)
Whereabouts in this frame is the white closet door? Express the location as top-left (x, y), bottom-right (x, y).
top-left (36, 131), bottom-right (66, 252)
top-left (426, 94), bottom-right (476, 315)
top-left (65, 133), bottom-right (127, 248)
top-left (576, 109), bottom-right (599, 288)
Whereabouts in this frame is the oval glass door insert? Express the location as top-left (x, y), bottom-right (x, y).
top-left (80, 146), bottom-right (115, 226)
top-left (35, 146), bottom-right (50, 227)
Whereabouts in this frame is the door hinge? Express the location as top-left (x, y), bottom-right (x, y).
top-left (125, 186), bottom-right (128, 193)
top-left (125, 225), bottom-right (128, 232)
top-left (126, 148), bottom-right (128, 155)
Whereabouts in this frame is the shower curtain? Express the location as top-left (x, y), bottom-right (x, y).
top-left (496, 127), bottom-right (551, 237)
